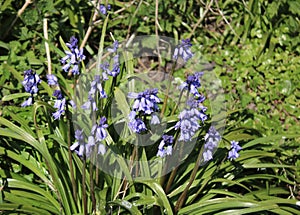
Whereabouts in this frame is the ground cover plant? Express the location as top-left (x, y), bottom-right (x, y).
top-left (0, 0), bottom-right (299, 214)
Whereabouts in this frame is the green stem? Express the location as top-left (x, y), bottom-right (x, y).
top-left (66, 104), bottom-right (77, 202)
top-left (175, 144), bottom-right (205, 212)
top-left (90, 154), bottom-right (96, 213)
top-left (82, 155), bottom-right (87, 215)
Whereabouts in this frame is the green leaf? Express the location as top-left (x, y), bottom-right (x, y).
top-left (134, 180), bottom-right (173, 214)
top-left (108, 199), bottom-right (142, 215)
top-left (2, 93), bottom-right (31, 101)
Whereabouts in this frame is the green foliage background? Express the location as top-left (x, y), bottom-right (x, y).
top-left (0, 0), bottom-right (299, 214)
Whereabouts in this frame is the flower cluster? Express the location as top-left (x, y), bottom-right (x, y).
top-left (52, 90), bottom-right (66, 120)
top-left (173, 39), bottom-right (194, 63)
top-left (128, 88), bottom-right (161, 133)
top-left (228, 141), bottom-right (242, 160)
top-left (21, 69), bottom-right (41, 107)
top-left (203, 126), bottom-right (221, 162)
top-left (70, 117), bottom-right (108, 157)
top-left (180, 72), bottom-right (204, 98)
top-left (99, 4), bottom-right (111, 15)
top-left (157, 135), bottom-right (174, 158)
top-left (175, 98), bottom-right (207, 142)
top-left (61, 36), bottom-right (85, 75)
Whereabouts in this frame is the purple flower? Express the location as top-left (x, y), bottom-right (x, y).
top-left (99, 4), bottom-right (111, 15)
top-left (22, 69), bottom-right (41, 94)
top-left (107, 40), bottom-right (118, 53)
top-left (66, 36), bottom-right (78, 50)
top-left (53, 98), bottom-right (66, 120)
top-left (61, 37), bottom-right (85, 75)
top-left (180, 72), bottom-right (204, 97)
top-left (52, 90), bottom-right (66, 120)
top-left (157, 135), bottom-right (174, 158)
top-left (21, 97), bottom-right (33, 107)
top-left (173, 39), bottom-right (194, 62)
top-left (108, 54), bottom-right (120, 77)
top-left (175, 99), bottom-right (207, 142)
top-left (53, 90), bottom-right (63, 99)
top-left (128, 118), bottom-right (147, 133)
top-left (70, 130), bottom-right (95, 157)
top-left (128, 88), bottom-right (160, 115)
top-left (91, 117), bottom-right (108, 142)
top-left (69, 100), bottom-right (77, 109)
top-left (89, 75), bottom-right (107, 98)
top-left (203, 126), bottom-right (221, 162)
top-left (228, 141), bottom-right (242, 160)
top-left (150, 114), bottom-right (160, 125)
top-left (81, 95), bottom-right (98, 112)
top-left (47, 74), bottom-right (58, 86)
top-left (97, 143), bottom-right (106, 155)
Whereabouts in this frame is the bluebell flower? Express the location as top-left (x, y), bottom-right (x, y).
top-left (21, 97), bottom-right (33, 107)
top-left (89, 75), bottom-right (107, 98)
top-left (70, 130), bottom-right (94, 157)
top-left (21, 69), bottom-right (41, 107)
top-left (53, 98), bottom-right (66, 120)
top-left (175, 112), bottom-right (200, 142)
top-left (128, 117), bottom-right (147, 133)
top-left (173, 39), bottom-right (194, 62)
top-left (150, 114), bottom-right (160, 125)
top-left (99, 4), bottom-right (111, 15)
top-left (157, 135), bottom-right (174, 158)
top-left (107, 40), bottom-right (118, 53)
top-left (180, 72), bottom-right (204, 97)
top-left (69, 100), bottom-right (77, 109)
top-left (66, 36), bottom-right (78, 50)
top-left (61, 36), bottom-right (85, 75)
top-left (175, 99), bottom-right (207, 142)
top-left (88, 134), bottom-right (106, 156)
top-left (97, 143), bottom-right (106, 155)
top-left (100, 62), bottom-right (110, 80)
top-left (228, 141), bottom-right (242, 160)
top-left (52, 90), bottom-right (66, 120)
top-left (22, 69), bottom-right (41, 94)
top-left (108, 54), bottom-right (120, 77)
top-left (81, 95), bottom-right (98, 112)
top-left (128, 88), bottom-right (160, 115)
top-left (47, 74), bottom-right (58, 86)
top-left (91, 117), bottom-right (108, 142)
top-left (53, 89), bottom-right (63, 99)
top-left (203, 126), bottom-right (221, 162)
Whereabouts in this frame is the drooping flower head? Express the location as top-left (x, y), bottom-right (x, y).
top-left (47, 74), bottom-right (58, 86)
top-left (22, 69), bottom-right (41, 94)
top-left (70, 129), bottom-right (94, 157)
top-left (180, 72), bottom-right (204, 97)
top-left (52, 90), bottom-right (66, 120)
top-left (228, 141), bottom-right (242, 160)
top-left (157, 135), bottom-right (174, 158)
top-left (61, 36), bottom-right (86, 75)
top-left (175, 98), bottom-right (207, 142)
top-left (21, 69), bottom-right (41, 107)
top-left (91, 117), bottom-right (108, 142)
top-left (89, 75), bottom-right (107, 98)
top-left (128, 88), bottom-right (161, 115)
top-left (203, 126), bottom-right (221, 162)
top-left (173, 39), bottom-right (194, 63)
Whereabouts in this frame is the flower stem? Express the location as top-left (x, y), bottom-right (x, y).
top-left (66, 104), bottom-right (77, 202)
top-left (175, 144), bottom-right (204, 212)
top-left (82, 155), bottom-right (87, 215)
